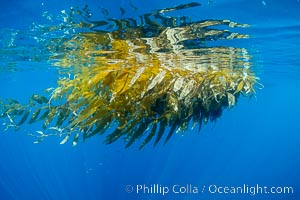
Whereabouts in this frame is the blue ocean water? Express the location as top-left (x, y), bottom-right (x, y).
top-left (0, 0), bottom-right (299, 200)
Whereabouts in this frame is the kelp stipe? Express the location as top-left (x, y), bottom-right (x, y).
top-left (0, 3), bottom-right (261, 149)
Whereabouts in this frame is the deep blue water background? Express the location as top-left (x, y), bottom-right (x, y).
top-left (0, 0), bottom-right (300, 200)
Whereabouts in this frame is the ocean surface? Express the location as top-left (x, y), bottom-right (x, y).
top-left (0, 0), bottom-right (299, 200)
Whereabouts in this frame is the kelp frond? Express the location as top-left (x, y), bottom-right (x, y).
top-left (0, 3), bottom-right (261, 149)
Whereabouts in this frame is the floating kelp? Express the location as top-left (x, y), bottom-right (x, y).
top-left (0, 3), bottom-right (261, 149)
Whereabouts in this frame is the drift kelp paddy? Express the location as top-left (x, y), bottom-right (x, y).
top-left (0, 3), bottom-right (261, 149)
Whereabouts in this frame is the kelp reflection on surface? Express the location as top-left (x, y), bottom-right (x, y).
top-left (0, 3), bottom-right (261, 149)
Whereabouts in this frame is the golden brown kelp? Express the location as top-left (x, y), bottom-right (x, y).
top-left (0, 3), bottom-right (261, 148)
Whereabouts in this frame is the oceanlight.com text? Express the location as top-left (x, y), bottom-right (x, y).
top-left (208, 184), bottom-right (294, 196)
